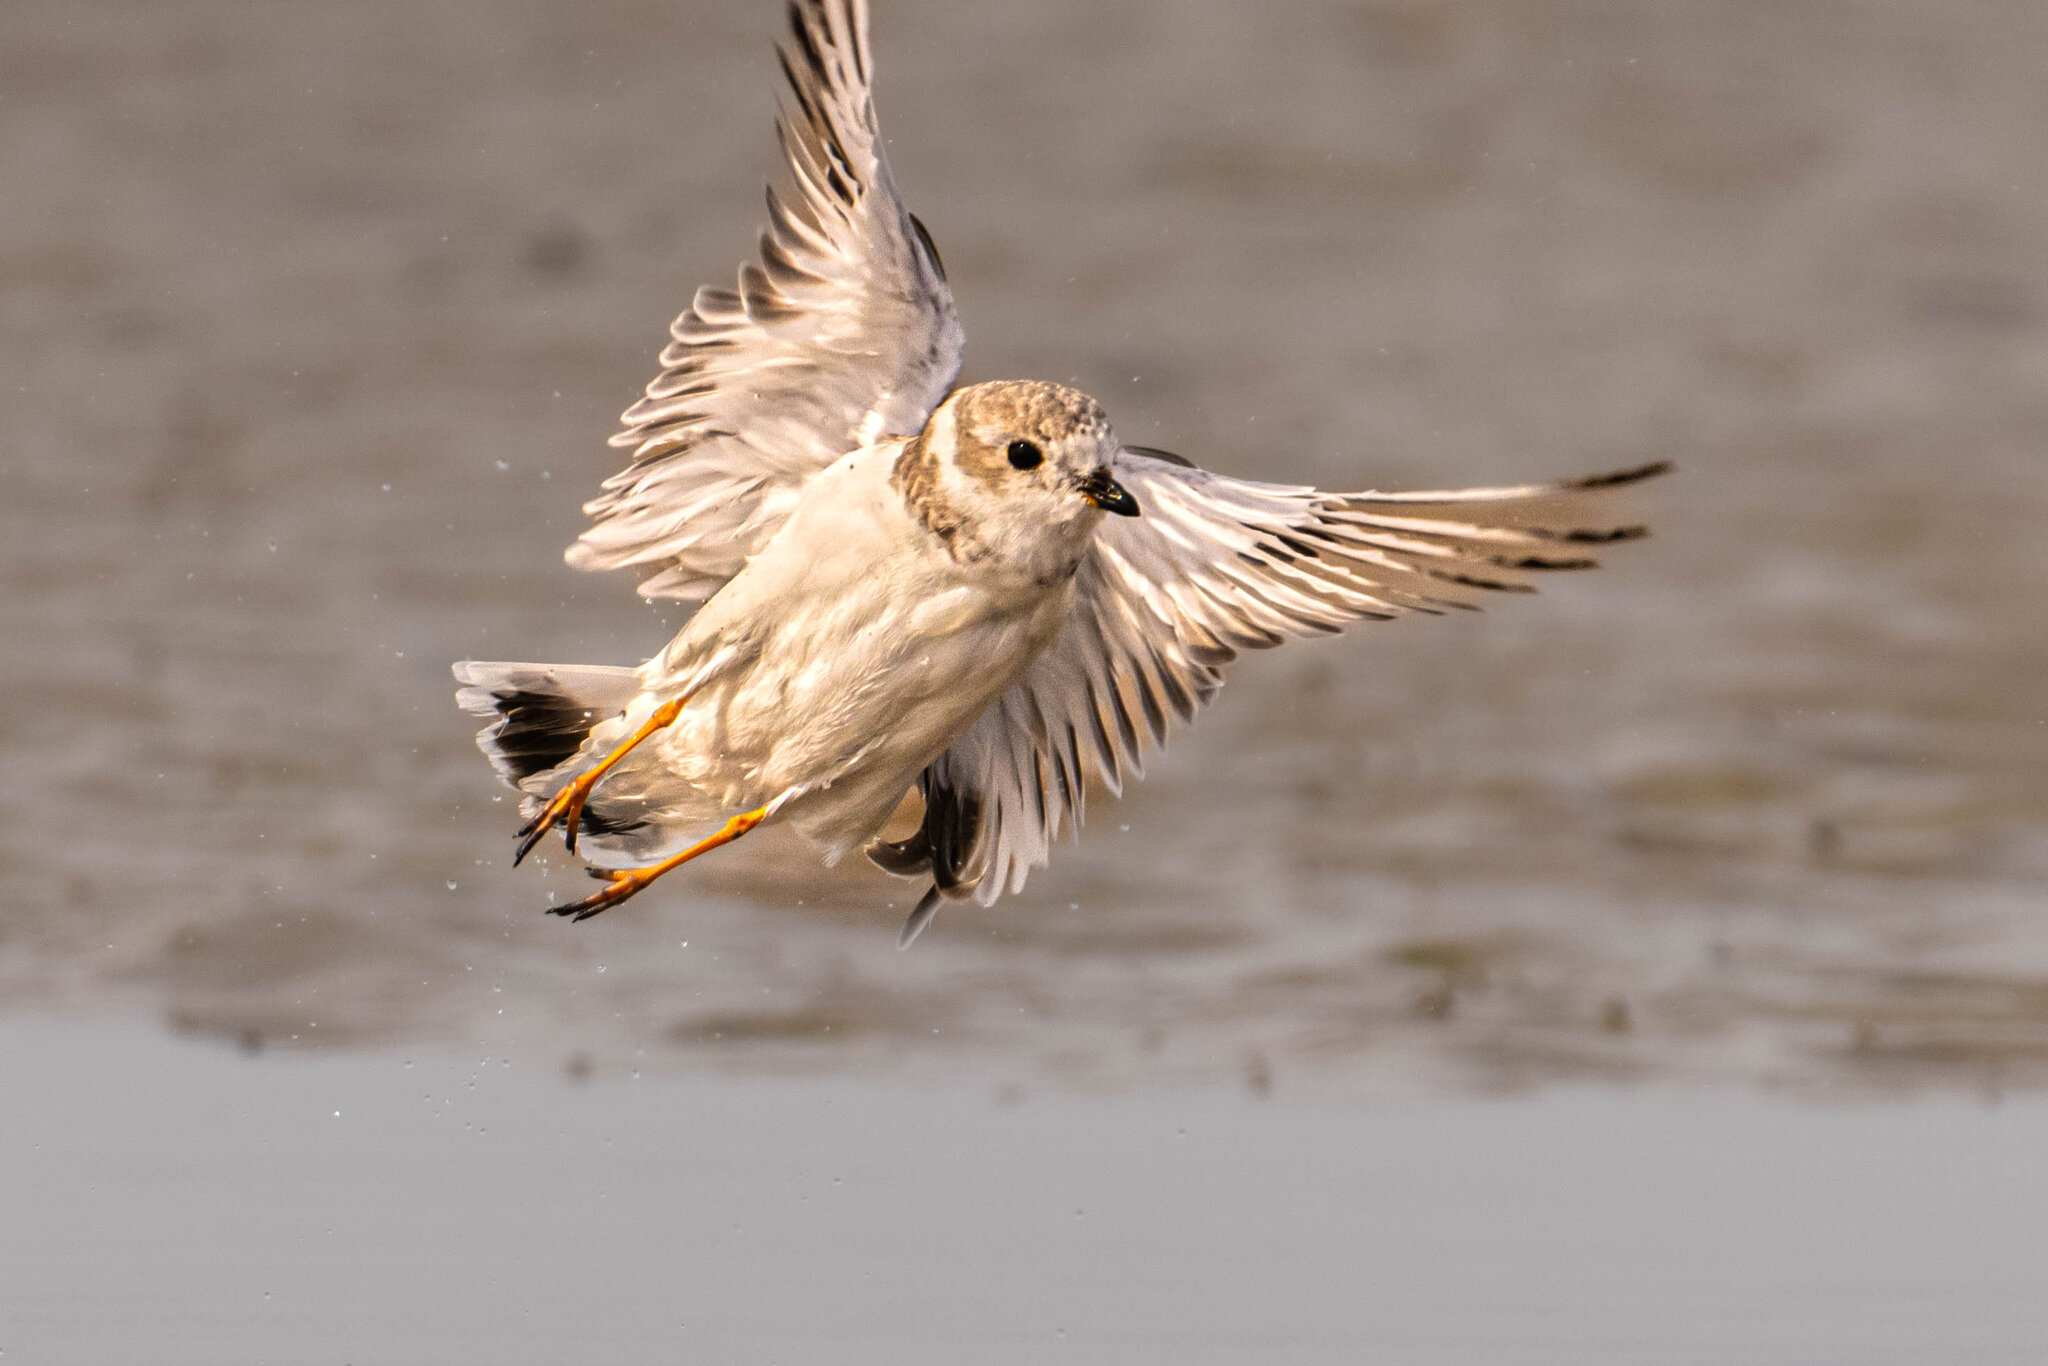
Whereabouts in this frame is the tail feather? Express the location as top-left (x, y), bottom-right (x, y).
top-left (453, 661), bottom-right (641, 791)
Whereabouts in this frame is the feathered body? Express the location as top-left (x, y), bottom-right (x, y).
top-left (454, 0), bottom-right (1663, 938)
top-left (489, 383), bottom-right (1119, 869)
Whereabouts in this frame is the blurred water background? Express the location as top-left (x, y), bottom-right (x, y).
top-left (4, 0), bottom-right (2048, 1357)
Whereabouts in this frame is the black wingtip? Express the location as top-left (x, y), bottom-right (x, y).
top-left (1565, 460), bottom-right (1673, 490)
top-left (1555, 524), bottom-right (1650, 545)
top-left (897, 887), bottom-right (942, 950)
top-left (907, 212), bottom-right (947, 283)
top-left (785, 0), bottom-right (830, 87)
top-left (1121, 443), bottom-right (1197, 469)
top-left (1492, 553), bottom-right (1602, 572)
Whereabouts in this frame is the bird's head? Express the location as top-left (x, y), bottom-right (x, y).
top-left (899, 380), bottom-right (1138, 582)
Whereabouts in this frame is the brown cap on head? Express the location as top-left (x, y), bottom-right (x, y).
top-left (947, 380), bottom-right (1111, 447)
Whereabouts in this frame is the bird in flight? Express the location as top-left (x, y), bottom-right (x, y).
top-left (455, 0), bottom-right (1664, 946)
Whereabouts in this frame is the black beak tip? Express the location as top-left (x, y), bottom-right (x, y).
top-left (1082, 471), bottom-right (1141, 517)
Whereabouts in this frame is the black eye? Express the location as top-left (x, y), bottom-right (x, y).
top-left (1006, 439), bottom-right (1043, 471)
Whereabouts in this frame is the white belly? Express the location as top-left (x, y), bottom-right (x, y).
top-left (642, 445), bottom-right (1073, 859)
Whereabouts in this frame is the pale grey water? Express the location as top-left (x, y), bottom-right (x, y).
top-left (6, 1018), bottom-right (2047, 1364)
top-left (3, 0), bottom-right (2048, 1356)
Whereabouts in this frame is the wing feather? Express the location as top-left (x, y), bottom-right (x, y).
top-left (874, 454), bottom-right (1666, 908)
top-left (567, 0), bottom-right (965, 601)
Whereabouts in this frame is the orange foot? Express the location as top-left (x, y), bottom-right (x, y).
top-left (547, 802), bottom-right (774, 922)
top-left (514, 695), bottom-right (685, 866)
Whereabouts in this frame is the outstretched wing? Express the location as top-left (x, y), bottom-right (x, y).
top-left (873, 452), bottom-right (1667, 921)
top-left (568, 0), bottom-right (965, 601)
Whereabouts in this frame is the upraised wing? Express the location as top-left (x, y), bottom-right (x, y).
top-left (873, 451), bottom-right (1666, 934)
top-left (568, 0), bottom-right (964, 601)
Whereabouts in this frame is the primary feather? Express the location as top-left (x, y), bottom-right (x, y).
top-left (566, 0), bottom-right (964, 602)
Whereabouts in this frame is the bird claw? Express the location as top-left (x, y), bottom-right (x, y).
top-left (548, 868), bottom-right (645, 922)
top-left (513, 781), bottom-right (592, 866)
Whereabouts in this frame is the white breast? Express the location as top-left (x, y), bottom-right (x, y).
top-left (647, 443), bottom-right (1073, 857)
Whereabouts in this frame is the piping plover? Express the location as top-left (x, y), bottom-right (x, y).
top-left (454, 0), bottom-right (1664, 945)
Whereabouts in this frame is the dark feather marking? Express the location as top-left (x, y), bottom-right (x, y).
top-left (484, 689), bottom-right (609, 782)
top-left (908, 212), bottom-right (947, 282)
top-left (1084, 687), bottom-right (1118, 771)
top-left (1564, 460), bottom-right (1671, 489)
top-left (1434, 570), bottom-right (1536, 593)
top-left (1493, 553), bottom-right (1599, 571)
top-left (919, 770), bottom-right (982, 892)
top-left (787, 3), bottom-right (830, 92)
top-left (1063, 723), bottom-right (1086, 817)
top-left (1133, 671), bottom-right (1167, 741)
top-left (577, 807), bottom-right (651, 838)
top-left (781, 11), bottom-right (862, 203)
top-left (1122, 444), bottom-right (1197, 469)
top-left (1104, 681), bottom-right (1140, 758)
top-left (1153, 652), bottom-right (1195, 721)
top-left (775, 49), bottom-right (822, 129)
top-left (1040, 716), bottom-right (1076, 813)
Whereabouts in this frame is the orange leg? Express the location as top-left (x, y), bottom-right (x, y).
top-left (548, 801), bottom-right (776, 922)
top-left (514, 695), bottom-right (686, 866)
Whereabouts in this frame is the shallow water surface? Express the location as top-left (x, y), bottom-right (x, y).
top-left (8, 1018), bottom-right (2048, 1364)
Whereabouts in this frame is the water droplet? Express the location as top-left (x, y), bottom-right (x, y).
top-left (446, 879), bottom-right (458, 891)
